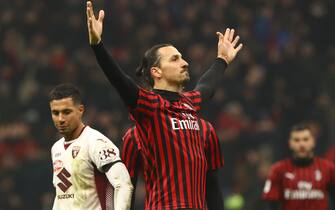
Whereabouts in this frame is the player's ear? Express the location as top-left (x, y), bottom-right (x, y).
top-left (78, 104), bottom-right (85, 116)
top-left (150, 67), bottom-right (162, 79)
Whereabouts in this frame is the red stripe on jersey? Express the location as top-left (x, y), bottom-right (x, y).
top-left (138, 98), bottom-right (158, 108)
top-left (122, 128), bottom-right (140, 178)
top-left (198, 119), bottom-right (224, 170)
top-left (182, 91), bottom-right (202, 111)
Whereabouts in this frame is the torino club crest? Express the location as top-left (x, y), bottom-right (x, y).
top-left (72, 146), bottom-right (81, 158)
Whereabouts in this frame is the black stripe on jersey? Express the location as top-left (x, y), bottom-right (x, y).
top-left (168, 111), bottom-right (184, 206)
top-left (137, 103), bottom-right (155, 113)
top-left (152, 114), bottom-right (165, 210)
top-left (127, 129), bottom-right (138, 174)
top-left (183, 91), bottom-right (199, 99)
top-left (179, 120), bottom-right (192, 206)
top-left (135, 122), bottom-right (157, 203)
top-left (198, 122), bottom-right (207, 207)
top-left (136, 122), bottom-right (156, 173)
top-left (138, 94), bottom-right (160, 103)
top-left (193, 129), bottom-right (201, 208)
top-left (156, 108), bottom-right (173, 207)
top-left (194, 123), bottom-right (204, 208)
top-left (181, 122), bottom-right (197, 207)
top-left (140, 89), bottom-right (157, 97)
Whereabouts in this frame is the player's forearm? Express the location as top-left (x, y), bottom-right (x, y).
top-left (194, 58), bottom-right (227, 102)
top-left (91, 42), bottom-right (138, 108)
top-left (114, 182), bottom-right (134, 210)
top-left (106, 162), bottom-right (134, 210)
top-left (206, 170), bottom-right (225, 210)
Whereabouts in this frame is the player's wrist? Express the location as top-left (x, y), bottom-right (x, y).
top-left (216, 56), bottom-right (229, 67)
top-left (90, 38), bottom-right (101, 46)
top-left (217, 55), bottom-right (230, 64)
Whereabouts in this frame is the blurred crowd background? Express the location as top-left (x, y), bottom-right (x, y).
top-left (1, 0), bottom-right (335, 209)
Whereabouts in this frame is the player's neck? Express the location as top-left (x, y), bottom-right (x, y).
top-left (291, 155), bottom-right (314, 167)
top-left (153, 83), bottom-right (183, 93)
top-left (64, 123), bottom-right (86, 142)
top-left (153, 89), bottom-right (181, 102)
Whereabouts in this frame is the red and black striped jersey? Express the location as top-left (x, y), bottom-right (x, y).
top-left (122, 95), bottom-right (223, 210)
top-left (198, 119), bottom-right (224, 170)
top-left (262, 157), bottom-right (335, 210)
top-left (121, 127), bottom-right (141, 178)
top-left (128, 88), bottom-right (207, 210)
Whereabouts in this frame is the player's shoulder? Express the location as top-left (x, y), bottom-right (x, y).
top-left (83, 126), bottom-right (105, 138)
top-left (314, 156), bottom-right (335, 168)
top-left (270, 159), bottom-right (291, 171)
top-left (84, 126), bottom-right (115, 144)
top-left (182, 90), bottom-right (201, 98)
top-left (51, 137), bottom-right (64, 153)
top-left (122, 127), bottom-right (136, 141)
top-left (138, 87), bottom-right (157, 97)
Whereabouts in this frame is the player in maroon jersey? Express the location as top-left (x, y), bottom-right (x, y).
top-left (86, 1), bottom-right (241, 209)
top-left (262, 123), bottom-right (335, 210)
top-left (121, 119), bottom-right (224, 210)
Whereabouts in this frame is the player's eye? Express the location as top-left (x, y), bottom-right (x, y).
top-left (52, 111), bottom-right (59, 116)
top-left (63, 110), bottom-right (72, 115)
top-left (171, 55), bottom-right (179, 61)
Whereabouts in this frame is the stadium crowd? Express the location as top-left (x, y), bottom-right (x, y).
top-left (1, 0), bottom-right (335, 209)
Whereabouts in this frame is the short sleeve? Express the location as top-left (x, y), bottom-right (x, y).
top-left (88, 137), bottom-right (121, 172)
top-left (262, 164), bottom-right (282, 201)
top-left (204, 122), bottom-right (224, 170)
top-left (121, 128), bottom-right (142, 178)
top-left (182, 90), bottom-right (202, 111)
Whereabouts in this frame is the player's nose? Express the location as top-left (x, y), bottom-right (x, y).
top-left (58, 114), bottom-right (66, 123)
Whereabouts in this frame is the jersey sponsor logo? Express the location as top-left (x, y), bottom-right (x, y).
top-left (99, 148), bottom-right (116, 160)
top-left (285, 172), bottom-right (295, 180)
top-left (170, 112), bottom-right (199, 130)
top-left (315, 170), bottom-right (322, 181)
top-left (284, 181), bottom-right (325, 200)
top-left (72, 146), bottom-right (81, 159)
top-left (57, 168), bottom-right (72, 193)
top-left (57, 193), bottom-right (74, 199)
top-left (297, 181), bottom-right (312, 190)
top-left (53, 160), bottom-right (63, 173)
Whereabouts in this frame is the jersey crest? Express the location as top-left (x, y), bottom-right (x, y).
top-left (72, 146), bottom-right (81, 158)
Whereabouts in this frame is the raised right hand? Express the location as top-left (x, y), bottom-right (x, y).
top-left (86, 1), bottom-right (104, 45)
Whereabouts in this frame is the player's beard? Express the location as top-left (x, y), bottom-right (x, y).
top-left (58, 126), bottom-right (72, 136)
top-left (294, 148), bottom-right (313, 159)
top-left (180, 72), bottom-right (190, 85)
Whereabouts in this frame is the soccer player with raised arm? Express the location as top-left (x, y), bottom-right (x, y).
top-left (49, 84), bottom-right (133, 210)
top-left (262, 123), bottom-right (335, 210)
top-left (86, 1), bottom-right (241, 209)
top-left (122, 119), bottom-right (225, 210)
